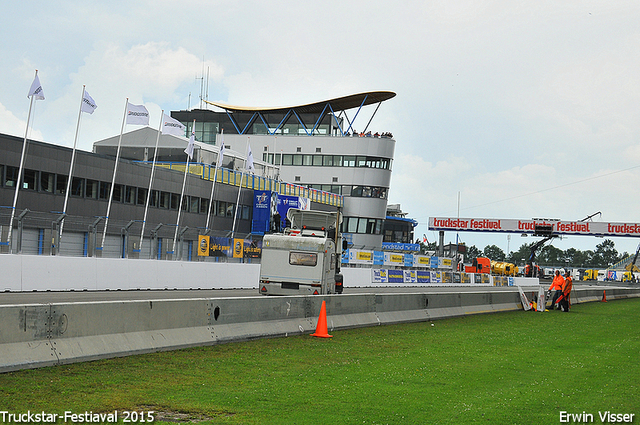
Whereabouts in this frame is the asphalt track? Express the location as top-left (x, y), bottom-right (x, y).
top-left (0, 282), bottom-right (627, 305)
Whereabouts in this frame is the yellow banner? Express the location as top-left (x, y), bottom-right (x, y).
top-left (197, 235), bottom-right (210, 256)
top-left (232, 238), bottom-right (244, 258)
top-left (357, 251), bottom-right (373, 261)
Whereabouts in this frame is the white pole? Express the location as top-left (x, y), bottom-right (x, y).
top-left (139, 111), bottom-right (164, 255)
top-left (7, 71), bottom-right (38, 254)
top-left (60, 85), bottom-right (86, 238)
top-left (205, 131), bottom-right (224, 231)
top-left (172, 120), bottom-right (195, 257)
top-left (231, 138), bottom-right (250, 238)
top-left (101, 98), bottom-right (128, 250)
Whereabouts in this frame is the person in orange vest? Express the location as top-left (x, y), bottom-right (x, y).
top-left (559, 270), bottom-right (573, 312)
top-left (549, 270), bottom-right (565, 310)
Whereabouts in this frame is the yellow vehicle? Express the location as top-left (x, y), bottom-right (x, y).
top-left (491, 261), bottom-right (518, 276)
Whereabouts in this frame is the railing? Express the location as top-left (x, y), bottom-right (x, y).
top-left (145, 162), bottom-right (344, 208)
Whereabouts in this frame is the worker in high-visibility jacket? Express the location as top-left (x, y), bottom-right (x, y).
top-left (559, 271), bottom-right (573, 312)
top-left (548, 270), bottom-right (565, 310)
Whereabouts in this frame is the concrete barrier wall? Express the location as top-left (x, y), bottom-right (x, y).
top-left (2, 286), bottom-right (639, 373)
top-left (0, 255), bottom-right (261, 291)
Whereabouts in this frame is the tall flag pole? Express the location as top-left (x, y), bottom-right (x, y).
top-left (205, 129), bottom-right (224, 232)
top-left (101, 100), bottom-right (149, 251)
top-left (139, 111), bottom-right (166, 257)
top-left (172, 119), bottom-right (195, 258)
top-left (231, 137), bottom-right (253, 238)
top-left (60, 86), bottom-right (97, 238)
top-left (7, 70), bottom-right (45, 253)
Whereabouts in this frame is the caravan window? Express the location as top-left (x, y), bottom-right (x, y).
top-left (289, 251), bottom-right (318, 267)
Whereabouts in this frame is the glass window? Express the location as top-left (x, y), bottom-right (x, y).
top-left (357, 156), bottom-right (367, 167)
top-left (56, 174), bottom-right (68, 194)
top-left (274, 153), bottom-right (281, 166)
top-left (217, 201), bottom-right (226, 216)
top-left (200, 198), bottom-right (209, 214)
top-left (98, 182), bottom-right (110, 200)
top-left (86, 180), bottom-right (98, 199)
top-left (22, 169), bottom-right (37, 190)
top-left (71, 177), bottom-right (84, 197)
top-left (189, 196), bottom-right (199, 213)
top-left (137, 188), bottom-right (147, 205)
top-left (242, 205), bottom-right (251, 220)
top-left (303, 155), bottom-right (313, 166)
top-left (112, 184), bottom-right (123, 202)
top-left (351, 186), bottom-right (363, 197)
top-left (289, 251), bottom-right (317, 267)
top-left (160, 192), bottom-right (170, 209)
top-left (333, 155), bottom-right (343, 167)
top-left (357, 218), bottom-right (368, 234)
top-left (293, 154), bottom-right (303, 166)
top-left (5, 166), bottom-right (18, 188)
top-left (170, 193), bottom-right (180, 210)
top-left (343, 156), bottom-right (355, 167)
top-left (226, 203), bottom-right (234, 217)
top-left (124, 186), bottom-right (135, 204)
top-left (347, 217), bottom-right (358, 233)
top-left (323, 155), bottom-right (333, 166)
top-left (282, 154), bottom-right (293, 166)
top-left (150, 190), bottom-right (159, 207)
top-left (40, 172), bottom-right (55, 193)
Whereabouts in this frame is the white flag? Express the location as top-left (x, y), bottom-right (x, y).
top-left (162, 114), bottom-right (186, 137)
top-left (28, 74), bottom-right (45, 100)
top-left (81, 90), bottom-right (98, 114)
top-left (184, 122), bottom-right (195, 160)
top-left (247, 143), bottom-right (254, 172)
top-left (216, 130), bottom-right (225, 168)
top-left (126, 102), bottom-right (149, 125)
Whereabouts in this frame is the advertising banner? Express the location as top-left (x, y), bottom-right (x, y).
top-left (429, 216), bottom-right (640, 237)
top-left (387, 269), bottom-right (404, 283)
top-left (251, 190), bottom-right (272, 235)
top-left (373, 250), bottom-right (385, 265)
top-left (197, 236), bottom-right (262, 258)
top-left (277, 195), bottom-right (310, 228)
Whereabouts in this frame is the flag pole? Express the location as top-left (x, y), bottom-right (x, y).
top-left (139, 111), bottom-right (164, 256)
top-left (60, 85), bottom-right (87, 239)
top-left (205, 130), bottom-right (223, 232)
top-left (231, 137), bottom-right (250, 238)
top-left (171, 119), bottom-right (195, 258)
top-left (7, 71), bottom-right (38, 253)
top-left (101, 98), bottom-right (128, 250)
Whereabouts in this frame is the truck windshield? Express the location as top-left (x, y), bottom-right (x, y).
top-left (289, 252), bottom-right (318, 266)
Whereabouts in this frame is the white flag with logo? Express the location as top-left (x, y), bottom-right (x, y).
top-left (184, 123), bottom-right (195, 160)
top-left (28, 74), bottom-right (45, 100)
top-left (81, 90), bottom-right (98, 114)
top-left (162, 114), bottom-right (186, 137)
top-left (247, 143), bottom-right (254, 172)
top-left (126, 102), bottom-right (149, 125)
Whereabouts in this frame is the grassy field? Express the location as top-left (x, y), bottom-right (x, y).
top-left (1, 298), bottom-right (639, 424)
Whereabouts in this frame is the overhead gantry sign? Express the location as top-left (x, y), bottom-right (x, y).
top-left (429, 217), bottom-right (640, 238)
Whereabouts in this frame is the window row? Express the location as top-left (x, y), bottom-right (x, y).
top-left (342, 217), bottom-right (384, 235)
top-left (262, 153), bottom-right (392, 170)
top-left (306, 184), bottom-right (388, 199)
top-left (0, 165), bottom-right (251, 219)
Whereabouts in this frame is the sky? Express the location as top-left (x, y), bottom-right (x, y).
top-left (1, 0), bottom-right (640, 259)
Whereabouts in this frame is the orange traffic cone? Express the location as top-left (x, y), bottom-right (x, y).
top-left (602, 290), bottom-right (607, 302)
top-left (311, 300), bottom-right (332, 338)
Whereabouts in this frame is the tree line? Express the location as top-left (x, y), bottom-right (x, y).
top-left (420, 239), bottom-right (632, 269)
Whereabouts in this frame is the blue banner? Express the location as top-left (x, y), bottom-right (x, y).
top-left (251, 190), bottom-right (272, 235)
top-left (382, 242), bottom-right (420, 252)
top-left (373, 250), bottom-right (385, 265)
top-left (387, 269), bottom-right (404, 283)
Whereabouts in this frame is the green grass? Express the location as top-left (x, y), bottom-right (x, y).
top-left (1, 298), bottom-right (639, 424)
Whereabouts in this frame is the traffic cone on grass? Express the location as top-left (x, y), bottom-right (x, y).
top-left (602, 290), bottom-right (607, 302)
top-left (311, 300), bottom-right (332, 338)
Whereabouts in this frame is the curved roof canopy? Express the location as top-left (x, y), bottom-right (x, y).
top-left (203, 91), bottom-right (396, 114)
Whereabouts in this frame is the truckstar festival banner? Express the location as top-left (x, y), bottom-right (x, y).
top-left (429, 217), bottom-right (640, 238)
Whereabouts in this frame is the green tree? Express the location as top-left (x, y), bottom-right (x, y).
top-left (483, 245), bottom-right (506, 261)
top-left (465, 245), bottom-right (482, 262)
top-left (508, 243), bottom-right (532, 265)
top-left (592, 239), bottom-right (619, 268)
top-left (538, 245), bottom-right (563, 266)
